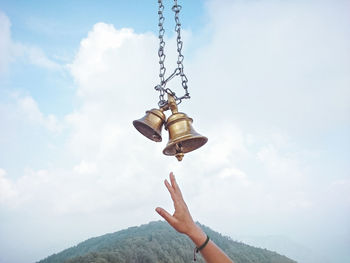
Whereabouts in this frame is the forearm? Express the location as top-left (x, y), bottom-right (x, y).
top-left (187, 224), bottom-right (234, 263)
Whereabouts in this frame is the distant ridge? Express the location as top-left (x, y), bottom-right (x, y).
top-left (38, 221), bottom-right (297, 263)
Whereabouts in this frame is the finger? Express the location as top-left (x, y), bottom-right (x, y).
top-left (166, 177), bottom-right (183, 204)
top-left (170, 172), bottom-right (176, 188)
top-left (155, 207), bottom-right (176, 226)
top-left (165, 179), bottom-right (175, 195)
top-left (164, 179), bottom-right (177, 202)
top-left (170, 172), bottom-right (184, 199)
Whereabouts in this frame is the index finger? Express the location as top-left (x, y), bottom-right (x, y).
top-left (169, 172), bottom-right (184, 199)
top-left (165, 178), bottom-right (175, 197)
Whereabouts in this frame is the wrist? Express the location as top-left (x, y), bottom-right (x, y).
top-left (187, 224), bottom-right (207, 247)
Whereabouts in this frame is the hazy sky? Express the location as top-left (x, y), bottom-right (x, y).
top-left (0, 0), bottom-right (349, 263)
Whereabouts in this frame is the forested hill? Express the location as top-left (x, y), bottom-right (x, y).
top-left (38, 221), bottom-right (297, 263)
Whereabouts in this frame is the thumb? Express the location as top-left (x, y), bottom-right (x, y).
top-left (155, 207), bottom-right (176, 225)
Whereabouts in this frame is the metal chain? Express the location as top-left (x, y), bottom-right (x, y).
top-left (155, 0), bottom-right (190, 107)
top-left (172, 0), bottom-right (190, 102)
top-left (156, 0), bottom-right (167, 107)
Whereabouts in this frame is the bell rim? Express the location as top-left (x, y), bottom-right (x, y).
top-left (163, 134), bottom-right (208, 155)
top-left (133, 120), bottom-right (162, 142)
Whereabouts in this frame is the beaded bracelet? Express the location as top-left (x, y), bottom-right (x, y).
top-left (193, 235), bottom-right (210, 261)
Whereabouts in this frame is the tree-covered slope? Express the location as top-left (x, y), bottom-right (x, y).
top-left (38, 221), bottom-right (297, 263)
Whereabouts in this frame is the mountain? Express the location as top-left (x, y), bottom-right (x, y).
top-left (238, 235), bottom-right (329, 263)
top-left (38, 221), bottom-right (297, 263)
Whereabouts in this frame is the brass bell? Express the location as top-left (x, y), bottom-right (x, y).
top-left (163, 112), bottom-right (208, 161)
top-left (133, 109), bottom-right (165, 142)
top-left (162, 94), bottom-right (207, 161)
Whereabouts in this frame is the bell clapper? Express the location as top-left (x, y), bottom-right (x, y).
top-left (175, 143), bottom-right (184, 161)
top-left (175, 152), bottom-right (184, 161)
top-left (169, 95), bottom-right (185, 161)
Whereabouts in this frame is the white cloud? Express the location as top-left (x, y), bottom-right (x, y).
top-left (14, 93), bottom-right (62, 132)
top-left (257, 144), bottom-right (303, 179)
top-left (24, 45), bottom-right (62, 70)
top-left (199, 123), bottom-right (249, 168)
top-left (73, 160), bottom-right (97, 175)
top-left (68, 23), bottom-right (159, 102)
top-left (0, 11), bottom-right (62, 73)
top-left (0, 168), bottom-right (17, 203)
top-left (11, 42), bottom-right (63, 71)
top-left (191, 0), bottom-right (350, 134)
top-left (329, 179), bottom-right (350, 205)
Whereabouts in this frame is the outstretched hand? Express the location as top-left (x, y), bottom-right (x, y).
top-left (156, 172), bottom-right (234, 263)
top-left (155, 172), bottom-right (198, 237)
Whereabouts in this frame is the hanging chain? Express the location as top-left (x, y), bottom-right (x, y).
top-left (156, 0), bottom-right (167, 107)
top-left (173, 0), bottom-right (190, 102)
top-left (155, 0), bottom-right (190, 107)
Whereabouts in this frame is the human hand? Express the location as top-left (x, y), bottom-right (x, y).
top-left (156, 172), bottom-right (234, 263)
top-left (155, 172), bottom-right (199, 237)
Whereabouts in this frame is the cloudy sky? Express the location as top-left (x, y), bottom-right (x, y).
top-left (0, 0), bottom-right (349, 262)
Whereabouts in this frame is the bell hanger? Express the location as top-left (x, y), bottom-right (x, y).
top-left (132, 0), bottom-right (208, 161)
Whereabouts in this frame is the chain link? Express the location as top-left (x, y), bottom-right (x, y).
top-left (172, 0), bottom-right (190, 102)
top-left (156, 0), bottom-right (167, 106)
top-left (155, 0), bottom-right (190, 107)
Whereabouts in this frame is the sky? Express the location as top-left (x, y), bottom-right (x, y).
top-left (0, 0), bottom-right (349, 262)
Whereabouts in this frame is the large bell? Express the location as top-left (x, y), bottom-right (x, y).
top-left (133, 109), bottom-right (165, 142)
top-left (163, 112), bottom-right (208, 161)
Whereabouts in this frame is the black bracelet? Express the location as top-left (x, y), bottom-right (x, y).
top-left (193, 235), bottom-right (210, 261)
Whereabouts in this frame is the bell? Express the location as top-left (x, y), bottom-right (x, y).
top-left (163, 112), bottom-right (208, 161)
top-left (133, 109), bottom-right (166, 142)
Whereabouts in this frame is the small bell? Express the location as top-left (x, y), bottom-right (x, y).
top-left (133, 109), bottom-right (165, 142)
